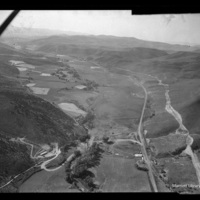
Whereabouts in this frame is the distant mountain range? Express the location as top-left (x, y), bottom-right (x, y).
top-left (17, 34), bottom-right (200, 53)
top-left (1, 25), bottom-right (89, 38)
top-left (2, 25), bottom-right (200, 53)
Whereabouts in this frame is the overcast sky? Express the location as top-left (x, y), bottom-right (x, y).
top-left (1, 10), bottom-right (200, 45)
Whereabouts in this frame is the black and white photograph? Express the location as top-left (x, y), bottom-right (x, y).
top-left (0, 10), bottom-right (200, 193)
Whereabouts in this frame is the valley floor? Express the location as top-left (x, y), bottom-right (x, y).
top-left (1, 48), bottom-right (200, 193)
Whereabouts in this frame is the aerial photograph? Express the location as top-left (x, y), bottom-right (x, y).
top-left (0, 10), bottom-right (200, 193)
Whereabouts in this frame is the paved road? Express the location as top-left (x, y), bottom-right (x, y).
top-left (128, 75), bottom-right (158, 192)
top-left (113, 67), bottom-right (159, 191)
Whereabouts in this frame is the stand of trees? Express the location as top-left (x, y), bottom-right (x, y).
top-left (65, 142), bottom-right (104, 192)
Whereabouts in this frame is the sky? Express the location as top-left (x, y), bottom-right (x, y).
top-left (1, 10), bottom-right (200, 45)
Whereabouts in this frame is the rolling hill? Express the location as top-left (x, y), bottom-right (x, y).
top-left (22, 34), bottom-right (200, 52)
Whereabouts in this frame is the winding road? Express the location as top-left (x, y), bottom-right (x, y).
top-left (17, 138), bottom-right (63, 171)
top-left (0, 138), bottom-right (63, 189)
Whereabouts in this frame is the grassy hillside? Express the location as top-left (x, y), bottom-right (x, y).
top-left (23, 34), bottom-right (199, 52)
top-left (0, 74), bottom-right (88, 191)
top-left (35, 43), bottom-right (169, 67)
top-left (0, 42), bottom-right (28, 56)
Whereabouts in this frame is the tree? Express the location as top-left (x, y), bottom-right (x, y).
top-left (65, 142), bottom-right (104, 192)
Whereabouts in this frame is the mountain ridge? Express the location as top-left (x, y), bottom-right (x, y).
top-left (1, 25), bottom-right (90, 38)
